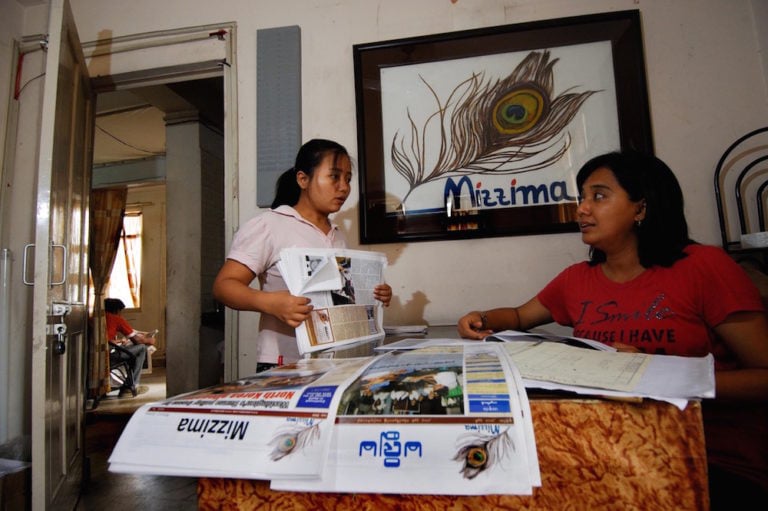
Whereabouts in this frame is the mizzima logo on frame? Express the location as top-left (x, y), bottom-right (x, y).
top-left (444, 176), bottom-right (577, 209)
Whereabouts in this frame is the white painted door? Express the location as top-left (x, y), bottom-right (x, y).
top-left (30, 0), bottom-right (93, 509)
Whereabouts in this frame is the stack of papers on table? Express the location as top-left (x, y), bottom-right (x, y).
top-left (384, 324), bottom-right (429, 335)
top-left (272, 343), bottom-right (539, 495)
top-left (109, 345), bottom-right (541, 495)
top-left (108, 358), bottom-right (370, 479)
top-left (375, 330), bottom-right (715, 409)
top-left (108, 330), bottom-right (715, 492)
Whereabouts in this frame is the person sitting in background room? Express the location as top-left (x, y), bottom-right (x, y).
top-left (456, 151), bottom-right (768, 508)
top-left (104, 297), bottom-right (156, 396)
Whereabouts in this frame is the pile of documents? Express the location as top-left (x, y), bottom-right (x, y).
top-left (380, 330), bottom-right (715, 409)
top-left (109, 344), bottom-right (540, 495)
top-left (109, 329), bottom-right (715, 493)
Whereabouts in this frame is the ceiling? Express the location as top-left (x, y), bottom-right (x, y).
top-left (93, 77), bottom-right (223, 166)
top-left (11, 2), bottom-right (224, 167)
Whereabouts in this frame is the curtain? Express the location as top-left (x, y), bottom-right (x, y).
top-left (88, 188), bottom-right (127, 398)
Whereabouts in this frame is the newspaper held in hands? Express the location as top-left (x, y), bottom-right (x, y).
top-left (277, 248), bottom-right (388, 355)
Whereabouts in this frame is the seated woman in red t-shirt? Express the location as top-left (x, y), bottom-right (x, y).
top-left (457, 151), bottom-right (768, 508)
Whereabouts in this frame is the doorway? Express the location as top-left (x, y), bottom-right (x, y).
top-left (2, 14), bottom-right (239, 506)
top-left (89, 74), bottom-right (226, 407)
top-left (82, 22), bottom-right (240, 395)
top-left (78, 21), bottom-right (239, 505)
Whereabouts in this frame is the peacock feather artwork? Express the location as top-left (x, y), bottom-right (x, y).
top-left (452, 427), bottom-right (515, 480)
top-left (268, 421), bottom-right (322, 461)
top-left (390, 50), bottom-right (599, 207)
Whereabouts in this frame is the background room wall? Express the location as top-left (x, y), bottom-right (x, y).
top-left (3, 0), bottom-right (767, 381)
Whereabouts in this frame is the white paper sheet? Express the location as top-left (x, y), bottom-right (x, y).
top-left (486, 329), bottom-right (616, 351)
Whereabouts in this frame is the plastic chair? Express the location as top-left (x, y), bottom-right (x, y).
top-left (109, 341), bottom-right (137, 397)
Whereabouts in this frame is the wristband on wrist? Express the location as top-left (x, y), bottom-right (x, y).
top-left (479, 311), bottom-right (488, 330)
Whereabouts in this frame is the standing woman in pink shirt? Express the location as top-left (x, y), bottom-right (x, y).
top-left (213, 139), bottom-right (392, 372)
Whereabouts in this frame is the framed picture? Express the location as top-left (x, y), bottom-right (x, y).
top-left (353, 10), bottom-right (653, 244)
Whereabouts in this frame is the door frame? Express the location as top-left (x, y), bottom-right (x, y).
top-left (82, 23), bottom-right (240, 382)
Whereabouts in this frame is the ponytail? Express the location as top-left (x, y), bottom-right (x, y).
top-left (271, 168), bottom-right (301, 208)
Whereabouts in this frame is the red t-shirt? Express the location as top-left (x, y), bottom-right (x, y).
top-left (105, 311), bottom-right (134, 341)
top-left (537, 244), bottom-right (764, 369)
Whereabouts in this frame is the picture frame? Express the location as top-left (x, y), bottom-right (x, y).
top-left (353, 10), bottom-right (653, 244)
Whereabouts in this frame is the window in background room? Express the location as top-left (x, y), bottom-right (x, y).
top-left (106, 211), bottom-right (143, 308)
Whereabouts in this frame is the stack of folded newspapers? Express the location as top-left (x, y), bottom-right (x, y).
top-left (109, 344), bottom-right (541, 495)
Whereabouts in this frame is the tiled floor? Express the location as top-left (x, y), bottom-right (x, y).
top-left (76, 367), bottom-right (199, 510)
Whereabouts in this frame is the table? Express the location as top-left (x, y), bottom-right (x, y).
top-left (197, 398), bottom-right (708, 510)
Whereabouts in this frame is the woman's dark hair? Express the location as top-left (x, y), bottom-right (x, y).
top-left (576, 150), bottom-right (693, 268)
top-left (270, 139), bottom-right (350, 208)
top-left (104, 298), bottom-right (126, 314)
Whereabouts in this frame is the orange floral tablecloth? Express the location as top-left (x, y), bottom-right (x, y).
top-left (198, 399), bottom-right (708, 510)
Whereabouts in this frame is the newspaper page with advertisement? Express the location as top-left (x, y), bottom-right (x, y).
top-left (271, 344), bottom-right (540, 495)
top-left (277, 247), bottom-right (387, 355)
top-left (108, 357), bottom-right (374, 479)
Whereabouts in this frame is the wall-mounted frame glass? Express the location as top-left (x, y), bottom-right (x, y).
top-left (353, 10), bottom-right (653, 244)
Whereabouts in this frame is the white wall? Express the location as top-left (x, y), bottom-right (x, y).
top-left (0, 0), bottom-right (50, 451)
top-left (3, 0), bottom-right (767, 382)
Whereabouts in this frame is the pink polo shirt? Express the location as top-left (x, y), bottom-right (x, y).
top-left (226, 205), bottom-right (347, 365)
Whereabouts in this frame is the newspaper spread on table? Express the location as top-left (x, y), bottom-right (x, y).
top-left (277, 247), bottom-right (387, 355)
top-left (109, 344), bottom-right (541, 495)
top-left (377, 330), bottom-right (715, 409)
top-left (272, 343), bottom-right (539, 495)
top-left (108, 357), bottom-right (370, 479)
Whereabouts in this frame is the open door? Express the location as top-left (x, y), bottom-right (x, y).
top-left (30, 0), bottom-right (93, 508)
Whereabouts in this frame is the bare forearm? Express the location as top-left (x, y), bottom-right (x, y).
top-left (458, 307), bottom-right (522, 340)
top-left (715, 368), bottom-right (768, 402)
top-left (213, 278), bottom-right (269, 313)
top-left (458, 298), bottom-right (552, 339)
top-left (132, 333), bottom-right (152, 345)
top-left (213, 277), bottom-right (313, 327)
top-left (482, 308), bottom-right (522, 332)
